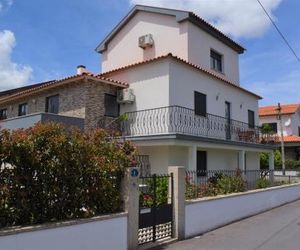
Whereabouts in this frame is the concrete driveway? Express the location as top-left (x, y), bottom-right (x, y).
top-left (154, 199), bottom-right (300, 250)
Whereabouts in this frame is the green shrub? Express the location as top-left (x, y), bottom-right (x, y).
top-left (256, 178), bottom-right (271, 189)
top-left (0, 123), bottom-right (136, 228)
top-left (185, 171), bottom-right (245, 200)
top-left (139, 176), bottom-right (169, 208)
top-left (285, 160), bottom-right (300, 170)
top-left (260, 150), bottom-right (282, 170)
top-left (215, 174), bottom-right (245, 195)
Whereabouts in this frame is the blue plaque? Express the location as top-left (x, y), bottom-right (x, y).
top-left (131, 168), bottom-right (139, 177)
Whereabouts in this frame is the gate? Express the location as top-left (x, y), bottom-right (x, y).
top-left (138, 174), bottom-right (174, 245)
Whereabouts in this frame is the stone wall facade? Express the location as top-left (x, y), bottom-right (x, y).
top-left (0, 79), bottom-right (121, 131)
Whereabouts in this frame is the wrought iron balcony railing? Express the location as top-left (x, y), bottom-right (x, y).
top-left (119, 106), bottom-right (277, 145)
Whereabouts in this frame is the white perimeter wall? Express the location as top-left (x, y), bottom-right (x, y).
top-left (185, 184), bottom-right (300, 238)
top-left (0, 213), bottom-right (127, 250)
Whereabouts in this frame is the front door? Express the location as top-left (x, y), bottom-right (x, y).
top-left (225, 101), bottom-right (231, 140)
top-left (197, 151), bottom-right (207, 177)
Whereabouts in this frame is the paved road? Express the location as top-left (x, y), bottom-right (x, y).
top-left (155, 199), bottom-right (300, 250)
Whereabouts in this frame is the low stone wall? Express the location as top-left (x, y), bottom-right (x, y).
top-left (0, 212), bottom-right (127, 250)
top-left (185, 183), bottom-right (300, 238)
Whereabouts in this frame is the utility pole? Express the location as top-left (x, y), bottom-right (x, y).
top-left (276, 103), bottom-right (286, 175)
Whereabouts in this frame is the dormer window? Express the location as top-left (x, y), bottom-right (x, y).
top-left (210, 50), bottom-right (223, 73)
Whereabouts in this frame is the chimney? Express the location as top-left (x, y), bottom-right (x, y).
top-left (77, 65), bottom-right (87, 75)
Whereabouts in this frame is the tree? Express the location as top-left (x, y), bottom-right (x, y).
top-left (260, 150), bottom-right (282, 169)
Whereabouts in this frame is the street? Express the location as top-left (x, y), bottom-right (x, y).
top-left (155, 199), bottom-right (300, 250)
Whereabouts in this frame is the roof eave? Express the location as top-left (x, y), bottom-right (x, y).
top-left (95, 5), bottom-right (245, 54)
top-left (0, 75), bottom-right (128, 105)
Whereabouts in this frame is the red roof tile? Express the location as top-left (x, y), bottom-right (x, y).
top-left (100, 53), bottom-right (262, 99)
top-left (259, 104), bottom-right (300, 117)
top-left (283, 135), bottom-right (300, 143)
top-left (0, 73), bottom-right (128, 105)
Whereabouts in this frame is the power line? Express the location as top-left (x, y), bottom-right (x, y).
top-left (256, 0), bottom-right (300, 63)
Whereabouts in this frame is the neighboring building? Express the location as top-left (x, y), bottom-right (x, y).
top-left (97, 5), bottom-right (275, 174)
top-left (259, 104), bottom-right (300, 160)
top-left (0, 66), bottom-right (128, 131)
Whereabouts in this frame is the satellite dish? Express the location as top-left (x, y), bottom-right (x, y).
top-left (285, 118), bottom-right (291, 127)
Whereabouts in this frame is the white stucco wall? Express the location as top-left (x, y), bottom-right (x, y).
top-left (187, 22), bottom-right (240, 84)
top-left (137, 145), bottom-right (260, 174)
top-left (259, 113), bottom-right (300, 136)
top-left (291, 112), bottom-right (300, 135)
top-left (206, 149), bottom-right (238, 170)
top-left (101, 11), bottom-right (188, 73)
top-left (185, 184), bottom-right (300, 238)
top-left (0, 213), bottom-right (127, 250)
top-left (101, 11), bottom-right (241, 84)
top-left (108, 60), bottom-right (170, 113)
top-left (138, 146), bottom-right (170, 174)
top-left (169, 60), bottom-right (259, 125)
top-left (246, 151), bottom-right (260, 170)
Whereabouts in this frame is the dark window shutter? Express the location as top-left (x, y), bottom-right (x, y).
top-left (104, 94), bottom-right (119, 117)
top-left (46, 95), bottom-right (59, 114)
top-left (197, 151), bottom-right (207, 176)
top-left (248, 110), bottom-right (255, 128)
top-left (194, 91), bottom-right (207, 116)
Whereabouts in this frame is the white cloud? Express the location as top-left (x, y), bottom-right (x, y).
top-left (0, 0), bottom-right (13, 11)
top-left (129, 0), bottom-right (282, 38)
top-left (0, 30), bottom-right (32, 91)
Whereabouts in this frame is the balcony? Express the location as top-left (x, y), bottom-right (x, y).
top-left (0, 113), bottom-right (84, 130)
top-left (119, 106), bottom-right (277, 145)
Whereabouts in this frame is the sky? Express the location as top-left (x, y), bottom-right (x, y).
top-left (0, 0), bottom-right (299, 105)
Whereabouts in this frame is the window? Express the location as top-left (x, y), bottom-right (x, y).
top-left (18, 103), bottom-right (28, 116)
top-left (210, 50), bottom-right (223, 72)
top-left (104, 94), bottom-right (119, 117)
top-left (197, 151), bottom-right (207, 177)
top-left (194, 91), bottom-right (207, 116)
top-left (248, 110), bottom-right (255, 128)
top-left (225, 102), bottom-right (231, 140)
top-left (262, 123), bottom-right (278, 133)
top-left (0, 108), bottom-right (7, 120)
top-left (46, 95), bottom-right (59, 114)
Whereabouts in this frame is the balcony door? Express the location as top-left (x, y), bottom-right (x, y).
top-left (225, 101), bottom-right (231, 140)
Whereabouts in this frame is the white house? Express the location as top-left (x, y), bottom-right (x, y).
top-left (97, 5), bottom-right (275, 174)
top-left (259, 104), bottom-right (300, 160)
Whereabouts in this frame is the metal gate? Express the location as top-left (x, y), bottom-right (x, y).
top-left (138, 174), bottom-right (174, 245)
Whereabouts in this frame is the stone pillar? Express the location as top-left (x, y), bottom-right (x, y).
top-left (168, 166), bottom-right (186, 240)
top-left (188, 146), bottom-right (197, 171)
top-left (121, 167), bottom-right (140, 250)
top-left (269, 151), bottom-right (275, 184)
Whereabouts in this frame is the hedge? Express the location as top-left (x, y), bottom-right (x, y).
top-left (0, 123), bottom-right (136, 228)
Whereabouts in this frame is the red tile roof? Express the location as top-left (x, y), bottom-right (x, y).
top-left (259, 104), bottom-right (300, 117)
top-left (100, 53), bottom-right (262, 99)
top-left (0, 73), bottom-right (128, 105)
top-left (283, 135), bottom-right (300, 143)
